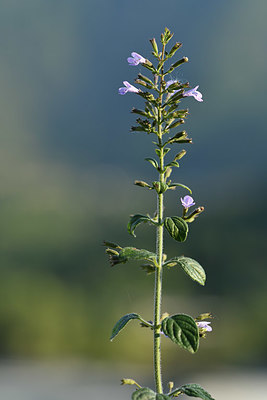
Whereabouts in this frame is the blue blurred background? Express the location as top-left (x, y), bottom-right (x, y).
top-left (0, 0), bottom-right (266, 399)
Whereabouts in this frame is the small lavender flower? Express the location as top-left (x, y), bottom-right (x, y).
top-left (181, 195), bottom-right (195, 209)
top-left (183, 85), bottom-right (203, 102)
top-left (127, 52), bottom-right (146, 66)
top-left (118, 81), bottom-right (139, 95)
top-left (196, 321), bottom-right (212, 332)
top-left (165, 79), bottom-right (180, 96)
top-left (165, 79), bottom-right (178, 89)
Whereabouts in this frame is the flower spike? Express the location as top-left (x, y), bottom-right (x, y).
top-left (118, 81), bottom-right (139, 95)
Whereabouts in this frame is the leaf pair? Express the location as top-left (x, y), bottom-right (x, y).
top-left (132, 385), bottom-right (214, 400)
top-left (111, 313), bottom-right (199, 354)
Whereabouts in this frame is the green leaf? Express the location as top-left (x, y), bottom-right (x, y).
top-left (153, 181), bottom-right (168, 194)
top-left (177, 384), bottom-right (215, 400)
top-left (132, 388), bottom-right (156, 400)
top-left (164, 216), bottom-right (188, 242)
top-left (163, 256), bottom-right (206, 286)
top-left (156, 395), bottom-right (171, 400)
top-left (155, 148), bottom-right (170, 157)
top-left (120, 247), bottom-right (157, 262)
top-left (168, 183), bottom-right (192, 193)
top-left (166, 161), bottom-right (180, 168)
top-left (161, 314), bottom-right (199, 353)
top-left (128, 214), bottom-right (152, 237)
top-left (105, 245), bottom-right (157, 266)
top-left (145, 157), bottom-right (159, 170)
top-left (110, 313), bottom-right (140, 341)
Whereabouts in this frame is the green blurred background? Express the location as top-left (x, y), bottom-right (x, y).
top-left (0, 0), bottom-right (266, 392)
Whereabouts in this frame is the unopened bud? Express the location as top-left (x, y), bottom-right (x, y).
top-left (168, 57), bottom-right (189, 73)
top-left (150, 38), bottom-right (158, 55)
top-left (168, 42), bottom-right (182, 58)
top-left (168, 119), bottom-right (184, 130)
top-left (105, 248), bottom-right (119, 256)
top-left (135, 79), bottom-right (153, 89)
top-left (168, 381), bottom-right (174, 392)
top-left (174, 150), bottom-right (186, 161)
top-left (134, 180), bottom-right (151, 188)
top-left (196, 312), bottom-right (213, 321)
top-left (161, 312), bottom-right (169, 321)
top-left (184, 206), bottom-right (204, 222)
top-left (165, 167), bottom-right (172, 180)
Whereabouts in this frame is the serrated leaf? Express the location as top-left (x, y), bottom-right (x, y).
top-left (106, 244), bottom-right (157, 266)
top-left (145, 157), bottom-right (159, 170)
top-left (161, 314), bottom-right (199, 353)
top-left (163, 256), bottom-right (206, 286)
top-left (132, 387), bottom-right (156, 400)
top-left (128, 214), bottom-right (151, 237)
top-left (164, 216), bottom-right (188, 242)
top-left (110, 313), bottom-right (140, 341)
top-left (156, 395), bottom-right (171, 400)
top-left (120, 247), bottom-right (157, 262)
top-left (177, 383), bottom-right (215, 400)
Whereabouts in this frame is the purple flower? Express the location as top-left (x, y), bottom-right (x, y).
top-left (166, 79), bottom-right (181, 96)
top-left (118, 81), bottom-right (139, 95)
top-left (127, 52), bottom-right (146, 66)
top-left (181, 195), bottom-right (195, 209)
top-left (197, 321), bottom-right (212, 332)
top-left (165, 79), bottom-right (178, 89)
top-left (183, 85), bottom-right (203, 102)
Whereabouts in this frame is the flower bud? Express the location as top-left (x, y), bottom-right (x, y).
top-left (167, 57), bottom-right (189, 73)
top-left (174, 149), bottom-right (186, 161)
top-left (168, 382), bottom-right (174, 392)
top-left (134, 180), bottom-right (151, 188)
top-left (168, 42), bottom-right (182, 58)
top-left (150, 38), bottom-right (158, 55)
top-left (196, 312), bottom-right (213, 321)
top-left (138, 73), bottom-right (154, 85)
top-left (121, 378), bottom-right (140, 386)
top-left (184, 206), bottom-right (204, 222)
top-left (131, 108), bottom-right (149, 117)
top-left (167, 119), bottom-right (185, 130)
top-left (135, 79), bottom-right (153, 90)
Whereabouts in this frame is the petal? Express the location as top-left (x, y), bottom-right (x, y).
top-left (127, 57), bottom-right (138, 66)
top-left (123, 81), bottom-right (131, 88)
top-left (118, 87), bottom-right (128, 95)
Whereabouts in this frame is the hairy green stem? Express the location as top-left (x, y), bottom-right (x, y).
top-left (153, 45), bottom-right (165, 394)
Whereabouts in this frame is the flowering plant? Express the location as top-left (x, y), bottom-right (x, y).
top-left (105, 28), bottom-right (215, 400)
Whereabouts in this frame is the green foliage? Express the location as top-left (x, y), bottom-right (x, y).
top-left (164, 216), bottom-right (189, 242)
top-left (168, 182), bottom-right (192, 193)
top-left (131, 388), bottom-right (171, 400)
top-left (132, 388), bottom-right (156, 400)
top-left (174, 384), bottom-right (215, 400)
top-left (145, 157), bottom-right (159, 170)
top-left (110, 313), bottom-right (141, 341)
top-left (107, 27), bottom-right (214, 399)
top-left (105, 245), bottom-right (157, 266)
top-left (128, 214), bottom-right (154, 237)
top-left (163, 256), bottom-right (206, 286)
top-left (161, 314), bottom-right (199, 353)
top-left (156, 395), bottom-right (171, 400)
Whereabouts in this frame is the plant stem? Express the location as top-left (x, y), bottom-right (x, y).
top-left (153, 45), bottom-right (165, 394)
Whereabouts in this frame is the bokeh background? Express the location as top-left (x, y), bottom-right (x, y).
top-left (0, 0), bottom-right (266, 399)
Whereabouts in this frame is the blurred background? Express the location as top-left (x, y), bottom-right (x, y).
top-left (0, 0), bottom-right (266, 399)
